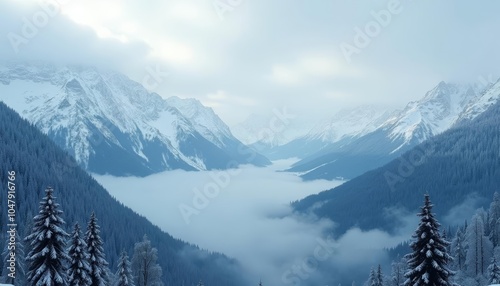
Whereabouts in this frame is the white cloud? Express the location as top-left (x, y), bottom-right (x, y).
top-left (269, 54), bottom-right (358, 86)
top-left (2, 0), bottom-right (500, 126)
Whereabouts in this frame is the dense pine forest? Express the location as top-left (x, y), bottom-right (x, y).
top-left (294, 100), bottom-right (500, 234)
top-left (0, 102), bottom-right (245, 285)
top-left (368, 192), bottom-right (500, 286)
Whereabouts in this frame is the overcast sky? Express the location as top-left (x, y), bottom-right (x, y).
top-left (1, 0), bottom-right (499, 125)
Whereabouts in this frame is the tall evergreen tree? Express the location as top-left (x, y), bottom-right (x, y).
top-left (366, 267), bottom-right (377, 286)
top-left (25, 187), bottom-right (70, 286)
top-left (465, 213), bottom-right (492, 277)
top-left (115, 251), bottom-right (134, 286)
top-left (86, 212), bottom-right (110, 286)
top-left (489, 192), bottom-right (500, 248)
top-left (391, 256), bottom-right (406, 286)
top-left (488, 256), bottom-right (500, 284)
top-left (132, 235), bottom-right (163, 286)
top-left (1, 231), bottom-right (26, 285)
top-left (68, 223), bottom-right (91, 286)
top-left (376, 264), bottom-right (385, 286)
top-left (451, 228), bottom-right (466, 272)
top-left (404, 194), bottom-right (453, 286)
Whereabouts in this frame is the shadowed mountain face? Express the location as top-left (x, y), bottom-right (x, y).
top-left (293, 100), bottom-right (500, 235)
top-left (0, 101), bottom-right (247, 286)
top-left (287, 80), bottom-right (500, 180)
top-left (0, 63), bottom-right (270, 176)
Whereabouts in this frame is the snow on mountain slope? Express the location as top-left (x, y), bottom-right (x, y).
top-left (165, 96), bottom-right (234, 148)
top-left (459, 78), bottom-right (500, 122)
top-left (0, 63), bottom-right (270, 176)
top-left (288, 81), bottom-right (492, 180)
top-left (303, 105), bottom-right (393, 143)
top-left (250, 106), bottom-right (394, 160)
top-left (384, 81), bottom-right (479, 153)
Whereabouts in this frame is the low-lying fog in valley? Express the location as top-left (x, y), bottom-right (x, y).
top-left (95, 159), bottom-right (417, 285)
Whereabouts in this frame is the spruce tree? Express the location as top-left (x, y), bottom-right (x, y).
top-left (391, 256), bottom-right (406, 286)
top-left (86, 212), bottom-right (109, 286)
top-left (68, 223), bottom-right (91, 286)
top-left (404, 194), bottom-right (453, 286)
top-left (376, 265), bottom-right (384, 286)
top-left (25, 187), bottom-right (70, 286)
top-left (489, 192), bottom-right (500, 247)
top-left (450, 228), bottom-right (466, 272)
top-left (1, 230), bottom-right (26, 285)
top-left (115, 251), bottom-right (134, 286)
top-left (367, 267), bottom-right (377, 286)
top-left (488, 256), bottom-right (500, 284)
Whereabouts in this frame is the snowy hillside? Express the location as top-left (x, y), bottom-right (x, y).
top-left (303, 105), bottom-right (393, 143)
top-left (382, 81), bottom-right (479, 153)
top-left (459, 78), bottom-right (500, 122)
top-left (252, 106), bottom-right (394, 160)
top-left (288, 80), bottom-right (498, 180)
top-left (0, 63), bottom-right (270, 176)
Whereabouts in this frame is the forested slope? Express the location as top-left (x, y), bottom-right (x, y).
top-left (293, 101), bottom-right (500, 235)
top-left (0, 102), bottom-right (245, 286)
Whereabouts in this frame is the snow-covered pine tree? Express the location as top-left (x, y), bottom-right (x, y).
top-left (1, 231), bottom-right (25, 284)
top-left (85, 212), bottom-right (110, 286)
top-left (465, 213), bottom-right (492, 277)
top-left (489, 192), bottom-right (500, 248)
top-left (376, 265), bottom-right (384, 286)
top-left (25, 187), bottom-right (70, 286)
top-left (68, 223), bottom-right (91, 286)
top-left (115, 251), bottom-right (134, 286)
top-left (391, 256), bottom-right (406, 286)
top-left (131, 235), bottom-right (163, 286)
top-left (366, 267), bottom-right (377, 286)
top-left (451, 228), bottom-right (466, 272)
top-left (404, 194), bottom-right (453, 286)
top-left (488, 256), bottom-right (500, 284)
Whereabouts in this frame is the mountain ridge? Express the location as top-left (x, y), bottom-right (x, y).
top-left (0, 63), bottom-right (270, 176)
top-left (292, 98), bottom-right (500, 235)
top-left (287, 80), bottom-right (496, 180)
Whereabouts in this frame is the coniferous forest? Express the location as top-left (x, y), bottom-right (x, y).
top-left (366, 192), bottom-right (500, 286)
top-left (0, 102), bottom-right (244, 285)
top-left (294, 100), bottom-right (500, 235)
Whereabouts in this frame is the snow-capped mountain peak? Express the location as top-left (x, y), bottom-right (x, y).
top-left (459, 77), bottom-right (500, 122)
top-left (165, 96), bottom-right (233, 147)
top-left (304, 105), bottom-right (393, 143)
top-left (0, 63), bottom-right (270, 176)
top-left (385, 81), bottom-right (480, 150)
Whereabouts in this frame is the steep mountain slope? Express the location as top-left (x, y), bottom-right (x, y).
top-left (0, 102), bottom-right (246, 286)
top-left (288, 81), bottom-right (485, 180)
top-left (0, 63), bottom-right (269, 176)
top-left (293, 99), bottom-right (500, 235)
top-left (261, 106), bottom-right (393, 160)
top-left (230, 109), bottom-right (312, 158)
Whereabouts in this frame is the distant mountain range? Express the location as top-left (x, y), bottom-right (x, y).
top-left (0, 63), bottom-right (270, 176)
top-left (292, 97), bottom-right (500, 235)
top-left (257, 80), bottom-right (499, 180)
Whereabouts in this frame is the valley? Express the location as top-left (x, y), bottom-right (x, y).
top-left (1, 2), bottom-right (499, 286)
